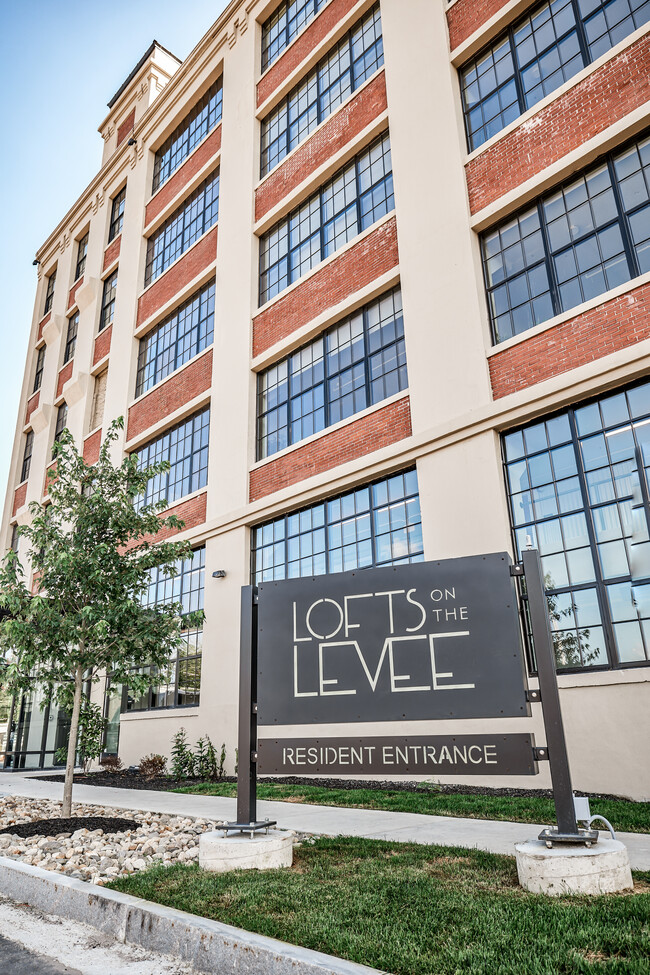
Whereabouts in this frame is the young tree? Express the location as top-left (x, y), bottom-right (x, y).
top-left (0, 418), bottom-right (203, 816)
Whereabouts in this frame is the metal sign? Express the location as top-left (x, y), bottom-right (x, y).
top-left (258, 733), bottom-right (538, 776)
top-left (257, 553), bottom-right (529, 725)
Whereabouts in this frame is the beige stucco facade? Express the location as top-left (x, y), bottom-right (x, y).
top-left (2, 0), bottom-right (649, 798)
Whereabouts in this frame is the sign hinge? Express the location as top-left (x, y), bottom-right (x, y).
top-left (526, 688), bottom-right (541, 703)
top-left (253, 592), bottom-right (259, 604)
top-left (252, 702), bottom-right (258, 714)
top-left (510, 563), bottom-right (524, 576)
top-left (251, 751), bottom-right (258, 763)
top-left (533, 746), bottom-right (549, 761)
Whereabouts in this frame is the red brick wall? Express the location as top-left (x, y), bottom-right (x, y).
top-left (83, 429), bottom-right (102, 465)
top-left (103, 235), bottom-right (121, 271)
top-left (37, 313), bottom-right (51, 343)
top-left (25, 391), bottom-right (40, 425)
top-left (117, 108), bottom-right (136, 148)
top-left (93, 324), bottom-right (112, 366)
top-left (137, 226), bottom-right (218, 328)
top-left (146, 126), bottom-right (222, 227)
top-left (253, 216), bottom-right (398, 356)
top-left (258, 0), bottom-right (358, 106)
top-left (56, 361), bottom-right (73, 398)
top-left (467, 35), bottom-right (650, 214)
top-left (489, 280), bottom-right (650, 398)
top-left (447, 0), bottom-right (508, 51)
top-left (43, 462), bottom-right (57, 498)
top-left (67, 277), bottom-right (84, 311)
top-left (256, 72), bottom-right (386, 221)
top-left (250, 396), bottom-right (411, 500)
top-left (12, 483), bottom-right (27, 516)
top-left (126, 492), bottom-right (208, 549)
top-left (127, 350), bottom-right (213, 440)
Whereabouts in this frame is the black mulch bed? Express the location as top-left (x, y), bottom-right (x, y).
top-left (35, 770), bottom-right (630, 803)
top-left (0, 816), bottom-right (139, 839)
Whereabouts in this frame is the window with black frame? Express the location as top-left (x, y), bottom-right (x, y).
top-left (125, 546), bottom-right (205, 711)
top-left (63, 312), bottom-right (78, 364)
top-left (460, 0), bottom-right (650, 152)
top-left (261, 0), bottom-right (330, 72)
top-left (99, 271), bottom-right (118, 332)
top-left (33, 346), bottom-right (45, 394)
top-left (503, 379), bottom-right (650, 672)
top-left (136, 407), bottom-right (210, 508)
top-left (152, 78), bottom-right (223, 192)
top-left (252, 468), bottom-right (423, 581)
top-left (260, 4), bottom-right (383, 176)
top-left (257, 287), bottom-right (407, 459)
top-left (53, 403), bottom-right (68, 457)
top-left (108, 187), bottom-right (126, 242)
top-left (44, 269), bottom-right (56, 314)
top-left (144, 171), bottom-right (219, 286)
top-left (482, 131), bottom-right (650, 343)
top-left (74, 232), bottom-right (88, 280)
top-left (135, 282), bottom-right (215, 397)
top-left (20, 431), bottom-right (34, 483)
top-left (259, 132), bottom-right (394, 304)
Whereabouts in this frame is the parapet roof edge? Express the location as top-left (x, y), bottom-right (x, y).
top-left (107, 40), bottom-right (181, 109)
top-left (35, 0), bottom-right (246, 265)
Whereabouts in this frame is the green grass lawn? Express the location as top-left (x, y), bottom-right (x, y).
top-left (109, 837), bottom-right (650, 975)
top-left (172, 781), bottom-right (650, 834)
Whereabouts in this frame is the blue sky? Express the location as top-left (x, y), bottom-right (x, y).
top-left (0, 0), bottom-right (229, 515)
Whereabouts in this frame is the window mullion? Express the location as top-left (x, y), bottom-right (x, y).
top-left (607, 156), bottom-right (641, 280)
top-left (569, 0), bottom-right (592, 67)
top-left (566, 408), bottom-right (619, 669)
top-left (507, 26), bottom-right (528, 117)
top-left (536, 199), bottom-right (562, 317)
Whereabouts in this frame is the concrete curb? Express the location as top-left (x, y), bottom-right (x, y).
top-left (0, 856), bottom-right (385, 975)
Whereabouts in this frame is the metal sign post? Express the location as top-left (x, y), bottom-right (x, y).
top-left (521, 549), bottom-right (597, 846)
top-left (227, 585), bottom-right (275, 835)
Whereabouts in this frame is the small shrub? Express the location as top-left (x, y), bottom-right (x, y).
top-left (100, 755), bottom-right (124, 773)
top-left (139, 753), bottom-right (167, 779)
top-left (171, 728), bottom-right (195, 779)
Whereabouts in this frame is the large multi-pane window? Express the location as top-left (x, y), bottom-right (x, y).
top-left (262, 0), bottom-right (329, 72)
top-left (74, 232), bottom-right (88, 280)
top-left (145, 171), bottom-right (219, 286)
top-left (259, 132), bottom-right (394, 304)
top-left (252, 468), bottom-right (423, 582)
top-left (108, 187), bottom-right (126, 242)
top-left (461, 0), bottom-right (650, 151)
top-left (63, 312), bottom-right (78, 364)
top-left (99, 271), bottom-right (117, 332)
top-left (136, 283), bottom-right (215, 397)
top-left (125, 547), bottom-right (205, 711)
top-left (137, 407), bottom-right (210, 508)
top-left (33, 346), bottom-right (45, 394)
top-left (504, 379), bottom-right (650, 671)
top-left (261, 4), bottom-right (383, 176)
top-left (152, 79), bottom-right (223, 192)
top-left (44, 270), bottom-right (56, 315)
top-left (20, 431), bottom-right (34, 483)
top-left (482, 132), bottom-right (650, 343)
top-left (53, 403), bottom-right (68, 457)
top-left (257, 287), bottom-right (407, 459)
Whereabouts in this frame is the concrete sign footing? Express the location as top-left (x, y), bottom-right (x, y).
top-left (515, 837), bottom-right (634, 895)
top-left (199, 829), bottom-right (294, 872)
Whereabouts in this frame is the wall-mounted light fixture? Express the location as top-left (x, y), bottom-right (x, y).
top-left (32, 259), bottom-right (40, 266)
top-left (212, 569), bottom-right (226, 579)
top-left (127, 138), bottom-right (137, 146)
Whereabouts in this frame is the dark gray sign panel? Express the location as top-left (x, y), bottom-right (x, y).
top-left (258, 734), bottom-right (538, 776)
top-left (257, 553), bottom-right (529, 725)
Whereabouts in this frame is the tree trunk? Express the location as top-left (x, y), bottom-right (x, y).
top-left (62, 662), bottom-right (84, 818)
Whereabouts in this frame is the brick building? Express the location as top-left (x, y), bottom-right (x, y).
top-left (2, 0), bottom-right (650, 798)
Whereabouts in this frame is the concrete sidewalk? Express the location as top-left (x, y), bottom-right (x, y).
top-left (2, 772), bottom-right (649, 870)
